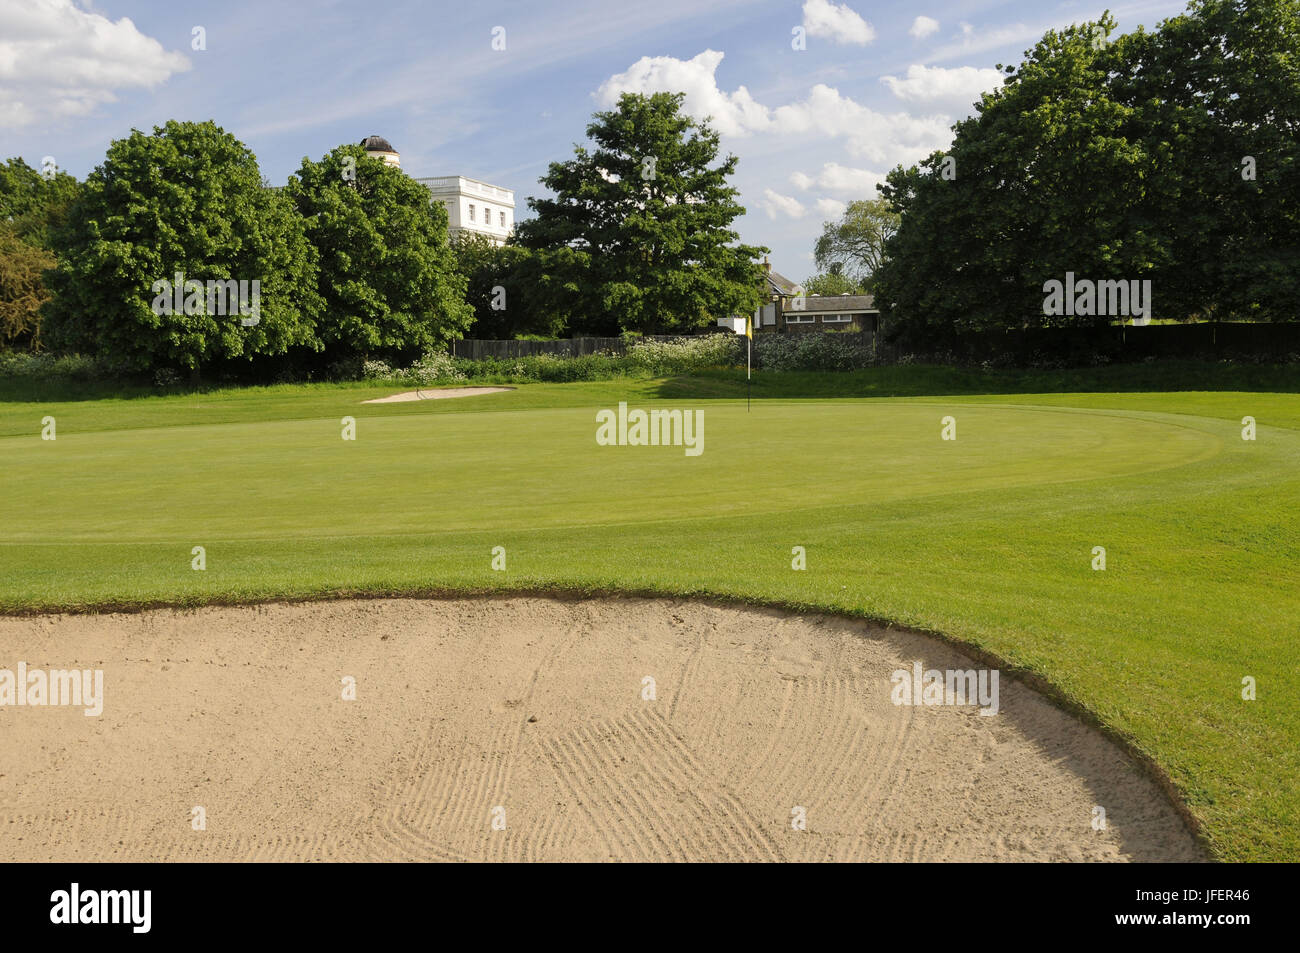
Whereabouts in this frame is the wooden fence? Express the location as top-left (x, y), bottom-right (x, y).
top-left (450, 335), bottom-right (692, 360)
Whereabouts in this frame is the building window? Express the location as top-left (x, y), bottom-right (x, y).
top-left (499, 211), bottom-right (506, 227)
top-left (786, 314), bottom-right (815, 324)
top-left (822, 314), bottom-right (852, 323)
top-left (468, 204), bottom-right (475, 222)
top-left (483, 205), bottom-right (491, 224)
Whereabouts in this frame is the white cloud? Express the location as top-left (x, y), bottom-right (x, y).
top-left (758, 188), bottom-right (806, 219)
top-left (599, 52), bottom-right (955, 176)
top-left (801, 0), bottom-right (875, 46)
top-left (771, 84), bottom-right (951, 168)
top-left (0, 0), bottom-right (190, 128)
top-left (596, 49), bottom-right (770, 137)
top-left (880, 64), bottom-right (1004, 113)
top-left (909, 16), bottom-right (940, 40)
top-left (795, 162), bottom-right (887, 196)
top-left (815, 197), bottom-right (847, 218)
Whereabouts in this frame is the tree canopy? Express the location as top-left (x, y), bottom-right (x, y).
top-left (0, 157), bottom-right (82, 349)
top-left (0, 157), bottom-right (81, 248)
top-left (873, 0), bottom-right (1300, 347)
top-left (451, 233), bottom-right (574, 339)
top-left (813, 198), bottom-right (899, 288)
top-left (802, 272), bottom-right (866, 297)
top-left (515, 91), bottom-right (767, 334)
top-left (43, 120), bottom-right (321, 372)
top-left (286, 145), bottom-right (472, 361)
top-left (0, 226), bottom-right (54, 348)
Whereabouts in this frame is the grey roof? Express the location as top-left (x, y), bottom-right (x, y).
top-left (788, 294), bottom-right (877, 312)
top-left (360, 135), bottom-right (397, 153)
top-left (765, 269), bottom-right (802, 296)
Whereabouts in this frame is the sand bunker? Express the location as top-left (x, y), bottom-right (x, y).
top-left (362, 386), bottom-right (513, 403)
top-left (0, 597), bottom-right (1203, 862)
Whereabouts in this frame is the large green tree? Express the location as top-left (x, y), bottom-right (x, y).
top-left (876, 13), bottom-right (1156, 342)
top-left (515, 92), bottom-right (767, 334)
top-left (43, 120), bottom-right (321, 373)
top-left (874, 0), bottom-right (1300, 348)
top-left (286, 145), bottom-right (472, 361)
top-left (1117, 0), bottom-right (1300, 320)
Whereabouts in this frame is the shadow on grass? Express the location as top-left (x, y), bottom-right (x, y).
top-left (650, 361), bottom-right (1300, 401)
top-left (4, 358), bottom-right (1298, 404)
top-left (0, 376), bottom-right (381, 405)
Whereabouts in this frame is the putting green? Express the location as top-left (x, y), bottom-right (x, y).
top-left (1, 402), bottom-right (1224, 541)
top-left (1, 383), bottom-right (1297, 862)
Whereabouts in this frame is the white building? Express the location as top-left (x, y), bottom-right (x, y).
top-left (361, 137), bottom-right (515, 245)
top-left (415, 175), bottom-right (515, 245)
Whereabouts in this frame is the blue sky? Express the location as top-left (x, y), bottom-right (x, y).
top-left (2, 0), bottom-right (1191, 281)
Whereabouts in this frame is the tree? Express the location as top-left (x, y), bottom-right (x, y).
top-left (875, 12), bottom-right (1171, 344)
top-left (287, 145), bottom-right (472, 361)
top-left (0, 157), bottom-right (81, 247)
top-left (0, 158), bottom-right (81, 349)
top-left (515, 92), bottom-right (767, 334)
top-left (0, 224), bottom-right (54, 348)
top-left (874, 1), bottom-right (1300, 349)
top-left (813, 199), bottom-right (899, 288)
top-left (43, 120), bottom-right (321, 374)
top-left (1116, 0), bottom-right (1300, 320)
top-left (802, 272), bottom-right (865, 297)
top-left (451, 233), bottom-right (572, 339)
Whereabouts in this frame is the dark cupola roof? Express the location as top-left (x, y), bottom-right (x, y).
top-left (360, 135), bottom-right (396, 153)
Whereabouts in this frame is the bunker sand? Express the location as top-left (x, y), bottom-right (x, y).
top-left (361, 386), bottom-right (514, 403)
top-left (0, 597), bottom-right (1204, 862)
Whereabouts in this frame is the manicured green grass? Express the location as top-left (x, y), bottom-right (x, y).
top-left (1, 375), bottom-right (1297, 861)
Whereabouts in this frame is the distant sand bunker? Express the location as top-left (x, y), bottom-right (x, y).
top-left (362, 386), bottom-right (513, 403)
top-left (0, 597), bottom-right (1203, 862)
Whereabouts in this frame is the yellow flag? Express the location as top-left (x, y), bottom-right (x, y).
top-left (745, 314), bottom-right (753, 339)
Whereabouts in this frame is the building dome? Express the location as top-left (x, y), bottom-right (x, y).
top-left (360, 135), bottom-right (400, 168)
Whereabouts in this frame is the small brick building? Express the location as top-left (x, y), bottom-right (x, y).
top-left (720, 261), bottom-right (881, 335)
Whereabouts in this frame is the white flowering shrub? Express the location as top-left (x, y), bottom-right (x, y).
top-left (361, 359), bottom-right (396, 380)
top-left (754, 332), bottom-right (876, 371)
top-left (363, 352), bottom-right (466, 384)
top-left (408, 350), bottom-right (466, 384)
top-left (625, 334), bottom-right (742, 374)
